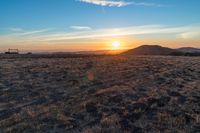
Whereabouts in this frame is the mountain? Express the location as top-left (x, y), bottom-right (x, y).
top-left (122, 45), bottom-right (178, 55)
top-left (177, 47), bottom-right (200, 53)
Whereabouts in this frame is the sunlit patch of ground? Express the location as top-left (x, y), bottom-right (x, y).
top-left (0, 55), bottom-right (200, 133)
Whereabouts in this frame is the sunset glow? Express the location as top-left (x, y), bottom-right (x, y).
top-left (0, 0), bottom-right (200, 52)
top-left (112, 41), bottom-right (121, 49)
top-left (0, 1), bottom-right (200, 132)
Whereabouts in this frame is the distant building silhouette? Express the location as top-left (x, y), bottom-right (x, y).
top-left (26, 52), bottom-right (32, 55)
top-left (5, 49), bottom-right (19, 54)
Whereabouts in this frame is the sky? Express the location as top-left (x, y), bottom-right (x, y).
top-left (0, 0), bottom-right (200, 52)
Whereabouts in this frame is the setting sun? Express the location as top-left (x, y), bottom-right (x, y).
top-left (112, 41), bottom-right (121, 49)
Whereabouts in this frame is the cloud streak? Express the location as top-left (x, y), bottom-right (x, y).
top-left (32, 25), bottom-right (197, 41)
top-left (70, 26), bottom-right (92, 30)
top-left (78, 0), bottom-right (131, 7)
top-left (78, 0), bottom-right (164, 7)
top-left (17, 29), bottom-right (50, 36)
top-left (131, 2), bottom-right (164, 7)
top-left (180, 31), bottom-right (200, 39)
top-left (1, 24), bottom-right (200, 45)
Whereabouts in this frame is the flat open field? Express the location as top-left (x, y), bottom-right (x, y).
top-left (0, 55), bottom-right (200, 133)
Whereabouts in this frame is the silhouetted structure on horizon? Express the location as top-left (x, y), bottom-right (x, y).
top-left (5, 49), bottom-right (19, 54)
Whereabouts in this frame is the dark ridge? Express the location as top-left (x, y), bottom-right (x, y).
top-left (177, 47), bottom-right (200, 53)
top-left (122, 45), bottom-right (200, 56)
top-left (122, 45), bottom-right (178, 55)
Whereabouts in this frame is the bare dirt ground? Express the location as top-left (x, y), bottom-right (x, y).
top-left (0, 55), bottom-right (200, 133)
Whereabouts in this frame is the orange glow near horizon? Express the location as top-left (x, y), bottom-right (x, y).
top-left (1, 37), bottom-right (199, 53)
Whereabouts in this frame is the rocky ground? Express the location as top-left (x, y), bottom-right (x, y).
top-left (0, 55), bottom-right (200, 133)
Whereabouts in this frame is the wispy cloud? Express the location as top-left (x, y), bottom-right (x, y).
top-left (19, 29), bottom-right (49, 36)
top-left (0, 29), bottom-right (50, 42)
top-left (180, 31), bottom-right (200, 39)
top-left (9, 28), bottom-right (24, 32)
top-left (78, 0), bottom-right (164, 7)
top-left (23, 25), bottom-right (200, 42)
top-left (11, 29), bottom-right (50, 36)
top-left (78, 0), bottom-right (131, 7)
top-left (131, 2), bottom-right (164, 7)
top-left (1, 25), bottom-right (200, 45)
top-left (70, 26), bottom-right (92, 30)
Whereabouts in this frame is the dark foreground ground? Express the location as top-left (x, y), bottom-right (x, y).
top-left (0, 55), bottom-right (200, 133)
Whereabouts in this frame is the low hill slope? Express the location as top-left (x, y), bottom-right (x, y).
top-left (177, 47), bottom-right (200, 53)
top-left (122, 45), bottom-right (177, 55)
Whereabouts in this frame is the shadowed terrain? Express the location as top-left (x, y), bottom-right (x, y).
top-left (0, 55), bottom-right (200, 133)
top-left (122, 45), bottom-right (177, 55)
top-left (122, 45), bottom-right (200, 56)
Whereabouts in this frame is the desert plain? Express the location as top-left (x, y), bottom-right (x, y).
top-left (0, 55), bottom-right (200, 133)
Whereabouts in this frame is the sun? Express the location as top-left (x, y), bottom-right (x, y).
top-left (112, 41), bottom-right (121, 49)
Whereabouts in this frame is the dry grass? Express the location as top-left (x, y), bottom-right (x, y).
top-left (0, 55), bottom-right (200, 132)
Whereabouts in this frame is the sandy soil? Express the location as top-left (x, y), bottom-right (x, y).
top-left (0, 55), bottom-right (200, 133)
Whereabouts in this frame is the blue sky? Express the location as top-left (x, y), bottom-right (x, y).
top-left (0, 0), bottom-right (200, 51)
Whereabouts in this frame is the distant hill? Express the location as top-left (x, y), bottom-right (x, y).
top-left (75, 49), bottom-right (126, 55)
top-left (122, 45), bottom-right (178, 55)
top-left (177, 47), bottom-right (200, 53)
